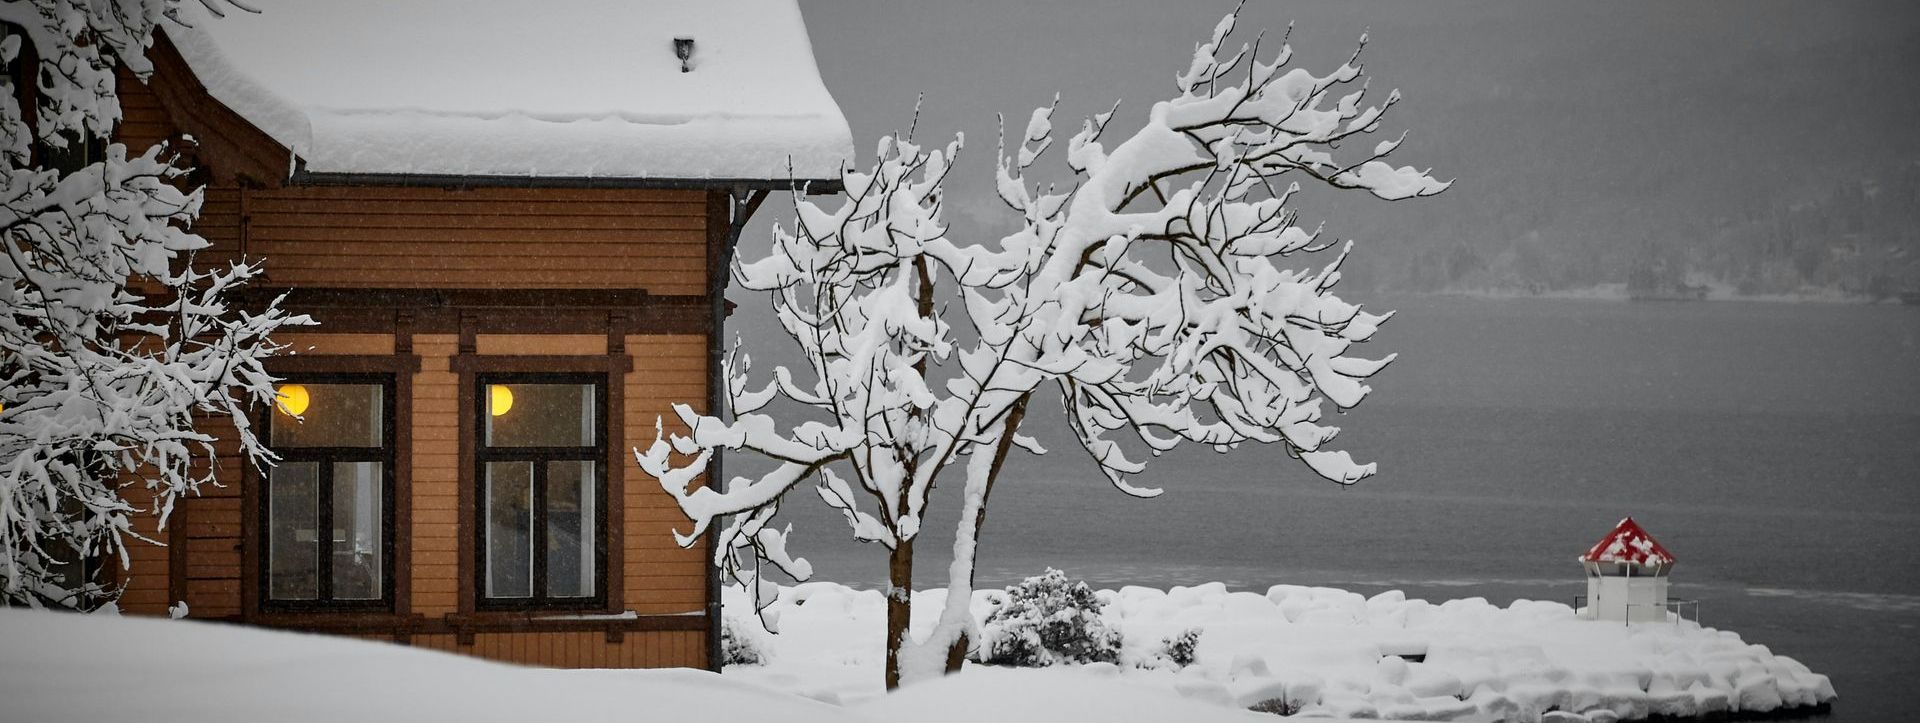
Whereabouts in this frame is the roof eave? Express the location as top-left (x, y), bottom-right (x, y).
top-left (287, 169), bottom-right (845, 194)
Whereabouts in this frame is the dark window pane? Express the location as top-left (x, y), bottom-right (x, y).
top-left (2, 24), bottom-right (25, 97)
top-left (42, 539), bottom-right (93, 606)
top-left (44, 496), bottom-right (95, 602)
top-left (268, 462), bottom-right (320, 600)
top-left (484, 384), bottom-right (594, 447)
top-left (273, 383), bottom-right (383, 448)
top-left (485, 461), bottom-right (534, 598)
top-left (545, 461), bottom-right (595, 598)
top-left (331, 461), bottom-right (383, 600)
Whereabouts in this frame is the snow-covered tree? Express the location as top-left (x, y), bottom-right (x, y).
top-left (1, 0), bottom-right (304, 608)
top-left (635, 10), bottom-right (1447, 688)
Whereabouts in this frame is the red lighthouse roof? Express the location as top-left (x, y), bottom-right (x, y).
top-left (1580, 517), bottom-right (1675, 566)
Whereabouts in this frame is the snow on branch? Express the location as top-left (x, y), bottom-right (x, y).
top-left (634, 9), bottom-right (1446, 684)
top-left (2, 0), bottom-right (305, 608)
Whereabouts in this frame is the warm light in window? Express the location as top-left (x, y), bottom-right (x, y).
top-left (275, 384), bottom-right (310, 416)
top-left (489, 384), bottom-right (514, 417)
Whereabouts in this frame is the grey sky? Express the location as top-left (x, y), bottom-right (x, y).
top-left (790, 1), bottom-right (1920, 291)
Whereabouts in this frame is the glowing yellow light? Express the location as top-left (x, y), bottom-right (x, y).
top-left (275, 384), bottom-right (310, 416)
top-left (489, 384), bottom-right (514, 417)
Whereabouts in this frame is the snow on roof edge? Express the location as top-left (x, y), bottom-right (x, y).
top-left (157, 2), bottom-right (854, 182)
top-left (161, 19), bottom-right (312, 160)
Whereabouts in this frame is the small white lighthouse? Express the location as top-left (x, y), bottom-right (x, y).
top-left (1579, 517), bottom-right (1676, 624)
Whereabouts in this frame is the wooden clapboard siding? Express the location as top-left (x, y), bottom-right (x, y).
top-left (115, 64), bottom-right (247, 272)
top-left (194, 186), bottom-right (245, 271)
top-left (475, 334), bottom-right (605, 356)
top-left (115, 73), bottom-right (176, 153)
top-left (108, 413), bottom-right (248, 618)
top-left (116, 480), bottom-right (172, 615)
top-left (276, 333), bottom-right (396, 356)
top-left (242, 186), bottom-right (708, 294)
top-left (621, 334), bottom-right (709, 615)
top-left (181, 407), bottom-right (284, 620)
top-left (407, 630), bottom-right (703, 669)
top-left (412, 334), bottom-right (463, 616)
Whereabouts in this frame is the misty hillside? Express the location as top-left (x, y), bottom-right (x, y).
top-left (1315, 24), bottom-right (1920, 297)
top-left (801, 2), bottom-right (1920, 299)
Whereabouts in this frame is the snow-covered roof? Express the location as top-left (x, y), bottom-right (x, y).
top-left (162, 0), bottom-right (853, 182)
top-left (1580, 517), bottom-right (1676, 567)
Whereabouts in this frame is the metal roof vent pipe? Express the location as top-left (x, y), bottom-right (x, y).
top-left (674, 37), bottom-right (694, 72)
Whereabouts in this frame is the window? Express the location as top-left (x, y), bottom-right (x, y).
top-left (475, 375), bottom-right (606, 609)
top-left (40, 495), bottom-right (105, 610)
top-left (262, 377), bottom-right (394, 610)
top-left (0, 22), bottom-right (102, 174)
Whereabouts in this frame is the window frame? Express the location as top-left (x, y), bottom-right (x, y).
top-left (258, 373), bottom-right (398, 613)
top-left (472, 372), bottom-right (610, 611)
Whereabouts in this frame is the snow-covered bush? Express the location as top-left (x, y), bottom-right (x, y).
top-left (978, 569), bottom-right (1122, 668)
top-left (1247, 697), bottom-right (1302, 717)
top-left (0, 0), bottom-right (302, 608)
top-left (721, 613), bottom-right (769, 666)
top-left (1158, 627), bottom-right (1203, 669)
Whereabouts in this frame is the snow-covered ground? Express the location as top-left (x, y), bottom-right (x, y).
top-left (0, 605), bottom-right (1270, 723)
top-left (726, 582), bottom-right (1837, 722)
top-left (0, 607), bottom-right (851, 723)
top-left (0, 581), bottom-right (1836, 723)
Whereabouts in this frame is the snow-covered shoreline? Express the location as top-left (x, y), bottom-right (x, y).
top-left (1411, 283), bottom-right (1898, 305)
top-left (0, 580), bottom-right (1839, 722)
top-left (726, 581), bottom-right (1838, 722)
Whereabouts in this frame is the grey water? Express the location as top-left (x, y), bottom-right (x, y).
top-left (770, 294), bottom-right (1920, 721)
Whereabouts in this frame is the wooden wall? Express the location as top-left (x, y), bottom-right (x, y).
top-left (118, 329), bottom-right (714, 669)
top-left (376, 630), bottom-right (705, 670)
top-left (172, 185), bottom-right (709, 295)
top-left (116, 66), bottom-right (709, 295)
top-left (115, 484), bottom-right (171, 613)
top-left (106, 38), bottom-right (721, 672)
top-left (622, 334), bottom-right (711, 613)
top-left (411, 333), bottom-right (462, 616)
top-left (242, 187), bottom-right (708, 294)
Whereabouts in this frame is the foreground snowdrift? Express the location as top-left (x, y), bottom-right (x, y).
top-left (0, 608), bottom-right (852, 723)
top-left (726, 582), bottom-right (1837, 722)
top-left (0, 607), bottom-right (1272, 723)
top-left (0, 581), bottom-right (1836, 723)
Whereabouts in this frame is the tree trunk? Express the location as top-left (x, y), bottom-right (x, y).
top-left (941, 393), bottom-right (1030, 673)
top-left (884, 536), bottom-right (914, 690)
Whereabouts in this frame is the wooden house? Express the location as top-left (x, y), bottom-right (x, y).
top-left (89, 0), bottom-right (851, 670)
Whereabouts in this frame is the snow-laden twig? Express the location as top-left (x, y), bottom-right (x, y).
top-left (1, 0), bottom-right (305, 608)
top-left (635, 9), bottom-right (1447, 689)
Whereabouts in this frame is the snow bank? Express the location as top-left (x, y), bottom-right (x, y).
top-left (0, 606), bottom-right (1296, 723)
top-left (726, 582), bottom-right (1837, 722)
top-left (859, 666), bottom-right (1275, 723)
top-left (0, 607), bottom-right (852, 723)
top-left (163, 0), bottom-right (852, 180)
